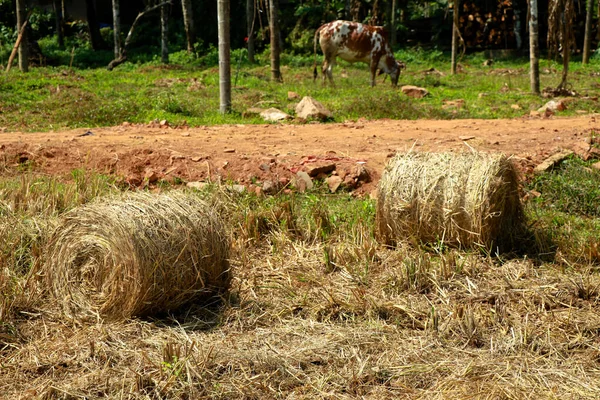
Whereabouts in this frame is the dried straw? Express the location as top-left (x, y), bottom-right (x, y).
top-left (376, 152), bottom-right (523, 250)
top-left (41, 191), bottom-right (231, 320)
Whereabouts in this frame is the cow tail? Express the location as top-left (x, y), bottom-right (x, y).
top-left (313, 26), bottom-right (321, 82)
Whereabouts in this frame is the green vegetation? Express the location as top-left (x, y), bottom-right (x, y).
top-left (1, 49), bottom-right (599, 131)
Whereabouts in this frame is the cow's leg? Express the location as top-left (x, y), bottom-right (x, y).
top-left (369, 57), bottom-right (381, 87)
top-left (322, 52), bottom-right (336, 86)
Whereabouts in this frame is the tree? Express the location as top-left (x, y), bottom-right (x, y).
top-left (181, 0), bottom-right (196, 52)
top-left (548, 0), bottom-right (575, 89)
top-left (246, 0), bottom-right (255, 63)
top-left (53, 0), bottom-right (64, 49)
top-left (529, 0), bottom-right (540, 94)
top-left (218, 0), bottom-right (231, 114)
top-left (85, 0), bottom-right (105, 50)
top-left (450, 0), bottom-right (459, 75)
top-left (582, 0), bottom-right (595, 64)
top-left (16, 0), bottom-right (28, 72)
top-left (269, 0), bottom-right (283, 82)
top-left (161, 2), bottom-right (169, 63)
top-left (112, 0), bottom-right (122, 59)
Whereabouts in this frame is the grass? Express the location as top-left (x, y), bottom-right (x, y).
top-left (1, 48), bottom-right (600, 131)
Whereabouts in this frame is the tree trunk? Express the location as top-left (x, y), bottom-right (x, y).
top-left (112, 0), bottom-right (121, 59)
top-left (529, 0), bottom-right (540, 94)
top-left (390, 0), bottom-right (397, 47)
top-left (269, 0), bottom-right (282, 82)
top-left (451, 0), bottom-right (459, 75)
top-left (582, 0), bottom-right (594, 63)
top-left (53, 0), bottom-right (64, 49)
top-left (181, 0), bottom-right (196, 52)
top-left (246, 0), bottom-right (255, 63)
top-left (16, 0), bottom-right (28, 72)
top-left (218, 0), bottom-right (231, 114)
top-left (85, 0), bottom-right (105, 50)
top-left (161, 3), bottom-right (169, 64)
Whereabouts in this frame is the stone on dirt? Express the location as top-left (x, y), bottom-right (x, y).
top-left (295, 96), bottom-right (333, 121)
top-left (306, 163), bottom-right (336, 177)
top-left (260, 108), bottom-right (291, 122)
top-left (355, 164), bottom-right (371, 183)
top-left (538, 100), bottom-right (567, 113)
top-left (401, 85), bottom-right (429, 99)
top-left (534, 150), bottom-right (574, 174)
top-left (187, 181), bottom-right (209, 190)
top-left (144, 169), bottom-right (159, 183)
top-left (326, 175), bottom-right (343, 193)
top-left (295, 171), bottom-right (313, 192)
top-left (262, 180), bottom-right (278, 194)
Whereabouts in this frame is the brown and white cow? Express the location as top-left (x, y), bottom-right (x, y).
top-left (313, 20), bottom-right (405, 87)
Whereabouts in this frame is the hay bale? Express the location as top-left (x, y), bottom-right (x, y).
top-left (376, 152), bottom-right (523, 250)
top-left (42, 191), bottom-right (230, 320)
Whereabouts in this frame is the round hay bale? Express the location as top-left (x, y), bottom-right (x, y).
top-left (376, 152), bottom-right (523, 250)
top-left (42, 191), bottom-right (230, 320)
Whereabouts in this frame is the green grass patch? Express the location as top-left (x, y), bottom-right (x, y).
top-left (1, 48), bottom-right (599, 131)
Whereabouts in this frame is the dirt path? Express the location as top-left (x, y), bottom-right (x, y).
top-left (1, 115), bottom-right (598, 195)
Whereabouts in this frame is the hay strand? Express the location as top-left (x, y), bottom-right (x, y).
top-left (376, 152), bottom-right (523, 250)
top-left (41, 191), bottom-right (230, 320)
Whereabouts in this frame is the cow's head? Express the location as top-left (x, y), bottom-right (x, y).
top-left (389, 61), bottom-right (406, 86)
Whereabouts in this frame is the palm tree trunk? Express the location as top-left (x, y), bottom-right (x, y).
top-left (246, 0), bottom-right (255, 63)
top-left (269, 0), bottom-right (282, 82)
top-left (529, 0), bottom-right (540, 94)
top-left (53, 0), bottom-right (64, 49)
top-left (451, 0), bottom-right (459, 75)
top-left (582, 0), bottom-right (594, 63)
top-left (16, 0), bottom-right (28, 72)
top-left (218, 0), bottom-right (231, 113)
top-left (85, 0), bottom-right (105, 50)
top-left (112, 0), bottom-right (121, 59)
top-left (181, 0), bottom-right (196, 52)
top-left (161, 3), bottom-right (169, 64)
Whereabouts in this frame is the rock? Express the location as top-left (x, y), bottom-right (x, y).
top-left (187, 181), bottom-right (209, 190)
top-left (144, 169), bottom-right (159, 183)
top-left (191, 156), bottom-right (206, 162)
top-left (459, 135), bottom-right (476, 141)
top-left (159, 119), bottom-right (168, 126)
top-left (224, 148), bottom-right (235, 153)
top-left (355, 164), bottom-right (371, 183)
top-left (326, 175), bottom-right (343, 193)
top-left (530, 110), bottom-right (541, 117)
top-left (538, 99), bottom-right (567, 113)
top-left (343, 175), bottom-right (357, 189)
top-left (592, 161), bottom-right (600, 171)
top-left (442, 99), bottom-right (465, 110)
top-left (583, 147), bottom-right (600, 161)
top-left (243, 107), bottom-right (265, 118)
top-left (401, 85), bottom-right (429, 99)
top-left (534, 150), bottom-right (574, 174)
top-left (287, 91), bottom-right (300, 100)
top-left (262, 180), bottom-right (278, 194)
top-left (229, 184), bottom-right (246, 193)
top-left (260, 108), bottom-right (291, 122)
top-left (125, 175), bottom-right (142, 186)
top-left (306, 162), bottom-right (336, 177)
top-left (295, 96), bottom-right (333, 120)
top-left (279, 177), bottom-right (290, 187)
top-left (295, 171), bottom-right (313, 192)
top-left (511, 104), bottom-right (521, 110)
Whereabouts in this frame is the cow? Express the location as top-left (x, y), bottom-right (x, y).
top-left (313, 20), bottom-right (405, 87)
